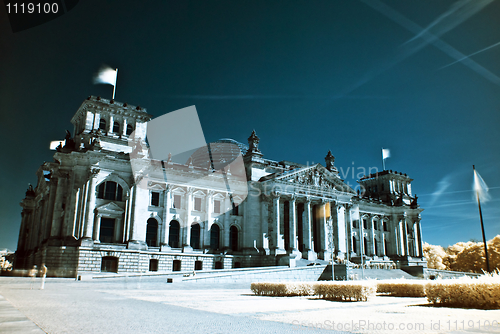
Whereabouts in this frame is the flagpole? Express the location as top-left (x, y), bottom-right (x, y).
top-left (112, 68), bottom-right (118, 99)
top-left (382, 148), bottom-right (386, 171)
top-left (473, 165), bottom-right (490, 273)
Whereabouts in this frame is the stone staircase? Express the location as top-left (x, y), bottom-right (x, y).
top-left (181, 265), bottom-right (327, 283)
top-left (348, 268), bottom-right (418, 280)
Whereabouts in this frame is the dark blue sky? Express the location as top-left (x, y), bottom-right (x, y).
top-left (1, 0), bottom-right (499, 251)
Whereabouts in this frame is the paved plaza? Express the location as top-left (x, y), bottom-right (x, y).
top-left (1, 276), bottom-right (500, 333)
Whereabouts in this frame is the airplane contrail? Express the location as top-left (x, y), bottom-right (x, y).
top-left (405, 0), bottom-right (493, 45)
top-left (440, 41), bottom-right (500, 69)
top-left (163, 94), bottom-right (391, 100)
top-left (360, 0), bottom-right (500, 87)
top-left (319, 0), bottom-right (498, 107)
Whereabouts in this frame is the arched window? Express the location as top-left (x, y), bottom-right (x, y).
top-left (384, 237), bottom-right (388, 255)
top-left (190, 223), bottom-right (201, 249)
top-left (364, 237), bottom-right (368, 255)
top-left (113, 121), bottom-right (120, 134)
top-left (99, 118), bottom-right (107, 131)
top-left (97, 181), bottom-right (123, 201)
top-left (229, 225), bottom-right (238, 251)
top-left (210, 224), bottom-right (220, 250)
top-left (374, 238), bottom-right (378, 256)
top-left (352, 236), bottom-right (357, 253)
top-left (146, 218), bottom-right (158, 247)
top-left (168, 220), bottom-right (180, 248)
top-left (126, 124), bottom-right (134, 136)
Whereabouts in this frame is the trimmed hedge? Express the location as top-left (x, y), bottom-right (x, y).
top-left (314, 281), bottom-right (376, 301)
top-left (377, 280), bottom-right (426, 297)
top-left (425, 273), bottom-right (500, 309)
top-left (250, 282), bottom-right (314, 297)
top-left (250, 281), bottom-right (376, 301)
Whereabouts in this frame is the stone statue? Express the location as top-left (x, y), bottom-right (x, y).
top-left (313, 171), bottom-right (320, 187)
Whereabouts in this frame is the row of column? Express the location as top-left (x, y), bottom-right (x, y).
top-left (389, 179), bottom-right (411, 195)
top-left (270, 194), bottom-right (335, 260)
top-left (353, 214), bottom-right (422, 258)
top-left (96, 114), bottom-right (134, 138)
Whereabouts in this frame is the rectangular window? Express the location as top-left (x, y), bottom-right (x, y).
top-left (99, 218), bottom-right (115, 243)
top-left (214, 200), bottom-right (221, 214)
top-left (194, 197), bottom-right (202, 211)
top-left (151, 192), bottom-right (160, 206)
top-left (173, 260), bottom-right (181, 272)
top-left (232, 203), bottom-right (239, 216)
top-left (173, 195), bottom-right (181, 209)
top-left (363, 219), bottom-right (367, 229)
top-left (149, 259), bottom-right (158, 272)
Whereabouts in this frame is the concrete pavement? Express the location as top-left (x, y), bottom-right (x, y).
top-left (1, 276), bottom-right (500, 333)
top-left (0, 294), bottom-right (45, 333)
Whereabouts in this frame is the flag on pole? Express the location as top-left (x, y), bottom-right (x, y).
top-left (382, 148), bottom-right (390, 170)
top-left (473, 168), bottom-right (490, 203)
top-left (382, 148), bottom-right (390, 160)
top-left (93, 65), bottom-right (118, 99)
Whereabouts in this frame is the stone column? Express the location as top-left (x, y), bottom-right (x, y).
top-left (122, 118), bottom-right (128, 137)
top-left (109, 115), bottom-right (114, 136)
top-left (82, 168), bottom-right (99, 246)
top-left (128, 185), bottom-right (138, 240)
top-left (183, 188), bottom-right (194, 252)
top-left (335, 204), bottom-right (347, 259)
top-left (93, 214), bottom-right (101, 242)
top-left (50, 176), bottom-right (66, 238)
top-left (115, 217), bottom-right (123, 243)
top-left (412, 221), bottom-right (419, 257)
top-left (73, 188), bottom-right (81, 238)
top-left (289, 196), bottom-right (297, 251)
top-left (123, 191), bottom-right (130, 242)
top-left (302, 198), bottom-right (314, 260)
top-left (223, 194), bottom-right (231, 250)
top-left (203, 191), bottom-right (214, 250)
top-left (381, 235), bottom-right (386, 256)
top-left (78, 182), bottom-right (88, 238)
top-left (161, 186), bottom-right (171, 251)
top-left (271, 193), bottom-right (285, 255)
top-left (318, 201), bottom-right (328, 260)
top-left (398, 219), bottom-right (405, 256)
top-left (370, 216), bottom-right (376, 256)
top-left (417, 219), bottom-right (423, 257)
top-left (359, 215), bottom-right (365, 259)
top-left (403, 219), bottom-right (410, 256)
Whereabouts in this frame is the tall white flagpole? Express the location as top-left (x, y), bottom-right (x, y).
top-left (112, 68), bottom-right (118, 99)
top-left (473, 165), bottom-right (490, 272)
top-left (382, 148), bottom-right (386, 171)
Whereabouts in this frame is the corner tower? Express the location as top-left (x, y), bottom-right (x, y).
top-left (70, 96), bottom-right (152, 153)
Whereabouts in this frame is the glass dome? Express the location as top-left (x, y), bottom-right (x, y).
top-left (188, 139), bottom-right (248, 170)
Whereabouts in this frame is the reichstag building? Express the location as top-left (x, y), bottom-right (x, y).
top-left (16, 96), bottom-right (425, 277)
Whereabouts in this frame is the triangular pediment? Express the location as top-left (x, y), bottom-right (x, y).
top-left (263, 164), bottom-right (355, 194)
top-left (96, 202), bottom-right (125, 213)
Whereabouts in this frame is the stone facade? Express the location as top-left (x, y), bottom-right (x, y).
top-left (15, 96), bottom-right (425, 277)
